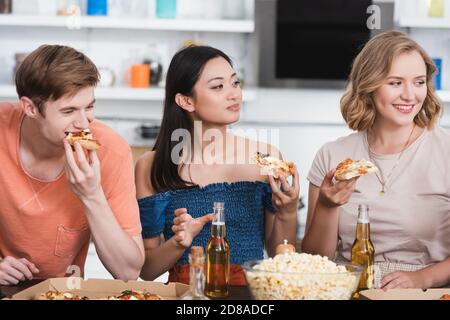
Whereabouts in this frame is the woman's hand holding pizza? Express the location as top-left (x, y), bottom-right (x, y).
top-left (268, 166), bottom-right (300, 215)
top-left (318, 169), bottom-right (358, 208)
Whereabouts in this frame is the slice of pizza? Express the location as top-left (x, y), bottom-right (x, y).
top-left (34, 291), bottom-right (89, 300)
top-left (65, 129), bottom-right (101, 150)
top-left (111, 290), bottom-right (163, 300)
top-left (334, 158), bottom-right (378, 181)
top-left (253, 152), bottom-right (295, 178)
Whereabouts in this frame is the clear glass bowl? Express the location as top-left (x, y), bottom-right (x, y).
top-left (243, 260), bottom-right (362, 300)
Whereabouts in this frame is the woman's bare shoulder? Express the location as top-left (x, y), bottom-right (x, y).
top-left (135, 151), bottom-right (156, 197)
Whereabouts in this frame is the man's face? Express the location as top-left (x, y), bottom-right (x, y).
top-left (36, 86), bottom-right (96, 149)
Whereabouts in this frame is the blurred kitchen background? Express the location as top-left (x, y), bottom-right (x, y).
top-left (0, 0), bottom-right (449, 280)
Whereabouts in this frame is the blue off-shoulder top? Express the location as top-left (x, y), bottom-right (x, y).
top-left (138, 181), bottom-right (276, 265)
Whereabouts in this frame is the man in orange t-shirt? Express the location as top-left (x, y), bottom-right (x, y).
top-left (0, 45), bottom-right (144, 285)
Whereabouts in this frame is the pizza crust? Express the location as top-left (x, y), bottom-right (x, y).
top-left (334, 158), bottom-right (378, 181)
top-left (253, 152), bottom-right (295, 178)
top-left (66, 129), bottom-right (101, 150)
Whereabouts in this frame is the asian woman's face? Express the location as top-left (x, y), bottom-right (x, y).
top-left (372, 50), bottom-right (427, 128)
top-left (190, 57), bottom-right (242, 126)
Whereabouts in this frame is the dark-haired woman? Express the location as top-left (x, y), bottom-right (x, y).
top-left (136, 46), bottom-right (299, 285)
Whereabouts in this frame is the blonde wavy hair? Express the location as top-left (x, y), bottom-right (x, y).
top-left (341, 31), bottom-right (442, 131)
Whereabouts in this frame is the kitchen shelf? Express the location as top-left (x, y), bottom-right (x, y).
top-left (0, 15), bottom-right (255, 33)
top-left (397, 17), bottom-right (450, 28)
top-left (0, 85), bottom-right (257, 102)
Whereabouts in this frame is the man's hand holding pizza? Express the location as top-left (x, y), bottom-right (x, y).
top-left (63, 137), bottom-right (102, 202)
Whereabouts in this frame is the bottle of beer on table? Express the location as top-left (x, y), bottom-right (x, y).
top-left (205, 202), bottom-right (230, 298)
top-left (351, 204), bottom-right (375, 298)
top-left (183, 246), bottom-right (209, 300)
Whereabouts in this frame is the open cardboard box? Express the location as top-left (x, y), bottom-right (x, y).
top-left (5, 278), bottom-right (190, 300)
top-left (359, 288), bottom-right (450, 300)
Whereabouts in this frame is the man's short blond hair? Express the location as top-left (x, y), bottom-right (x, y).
top-left (15, 45), bottom-right (99, 115)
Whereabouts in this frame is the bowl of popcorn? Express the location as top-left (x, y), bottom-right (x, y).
top-left (243, 253), bottom-right (362, 300)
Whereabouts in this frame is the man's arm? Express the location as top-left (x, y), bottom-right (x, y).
top-left (64, 140), bottom-right (144, 280)
top-left (81, 193), bottom-right (144, 280)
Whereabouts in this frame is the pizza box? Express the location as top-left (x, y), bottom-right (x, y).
top-left (359, 288), bottom-right (450, 300)
top-left (6, 277), bottom-right (190, 300)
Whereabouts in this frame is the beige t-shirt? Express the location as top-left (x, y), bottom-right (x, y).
top-left (307, 127), bottom-right (450, 266)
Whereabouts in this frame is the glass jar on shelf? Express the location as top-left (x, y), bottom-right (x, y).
top-left (56, 0), bottom-right (81, 16)
top-left (87, 0), bottom-right (107, 16)
top-left (155, 0), bottom-right (176, 19)
top-left (142, 44), bottom-right (164, 86)
top-left (0, 0), bottom-right (12, 14)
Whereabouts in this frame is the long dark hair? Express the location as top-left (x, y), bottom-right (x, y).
top-left (151, 45), bottom-right (233, 193)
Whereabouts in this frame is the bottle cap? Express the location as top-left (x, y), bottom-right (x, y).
top-left (213, 202), bottom-right (224, 209)
top-left (275, 239), bottom-right (296, 255)
top-left (358, 204), bottom-right (370, 224)
top-left (191, 246), bottom-right (204, 258)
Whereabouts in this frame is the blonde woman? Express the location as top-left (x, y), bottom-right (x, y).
top-left (302, 31), bottom-right (450, 289)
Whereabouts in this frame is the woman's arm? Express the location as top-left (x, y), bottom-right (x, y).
top-left (265, 170), bottom-right (300, 257)
top-left (135, 152), bottom-right (183, 280)
top-left (301, 170), bottom-right (357, 259)
top-left (139, 208), bottom-right (213, 280)
top-left (136, 153), bottom-right (213, 280)
top-left (301, 183), bottom-right (339, 258)
top-left (140, 235), bottom-right (186, 280)
top-left (381, 257), bottom-right (450, 289)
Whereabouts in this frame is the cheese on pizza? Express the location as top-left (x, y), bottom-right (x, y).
top-left (334, 158), bottom-right (378, 181)
top-left (253, 152), bottom-right (295, 178)
top-left (66, 129), bottom-right (101, 150)
top-left (108, 290), bottom-right (162, 300)
top-left (34, 290), bottom-right (162, 300)
top-left (34, 291), bottom-right (88, 300)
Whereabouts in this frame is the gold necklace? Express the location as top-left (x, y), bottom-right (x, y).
top-left (367, 124), bottom-right (416, 195)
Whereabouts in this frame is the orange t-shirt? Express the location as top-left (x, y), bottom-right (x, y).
top-left (0, 102), bottom-right (142, 278)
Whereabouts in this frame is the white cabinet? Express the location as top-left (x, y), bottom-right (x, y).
top-left (0, 1), bottom-right (256, 106)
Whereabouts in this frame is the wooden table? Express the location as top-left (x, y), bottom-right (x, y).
top-left (0, 279), bottom-right (253, 300)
